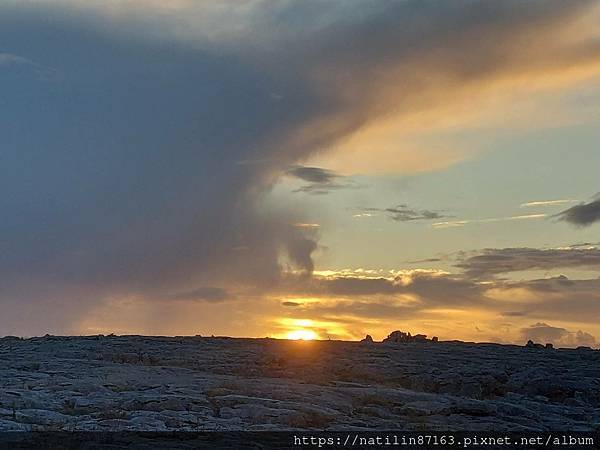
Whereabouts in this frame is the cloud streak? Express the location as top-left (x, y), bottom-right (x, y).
top-left (0, 52), bottom-right (32, 66)
top-left (433, 214), bottom-right (547, 229)
top-left (521, 199), bottom-right (575, 208)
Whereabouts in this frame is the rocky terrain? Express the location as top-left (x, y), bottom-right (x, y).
top-left (0, 335), bottom-right (598, 431)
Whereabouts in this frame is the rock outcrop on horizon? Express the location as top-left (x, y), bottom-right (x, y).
top-left (0, 335), bottom-right (598, 431)
top-left (382, 330), bottom-right (438, 343)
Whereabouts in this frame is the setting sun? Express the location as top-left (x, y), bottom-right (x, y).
top-left (286, 329), bottom-right (318, 341)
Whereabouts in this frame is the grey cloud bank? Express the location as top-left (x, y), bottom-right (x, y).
top-left (456, 247), bottom-right (600, 278)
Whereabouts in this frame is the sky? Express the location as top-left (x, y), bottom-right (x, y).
top-left (1, 0), bottom-right (600, 347)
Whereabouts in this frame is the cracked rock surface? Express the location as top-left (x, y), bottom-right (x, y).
top-left (0, 335), bottom-right (598, 431)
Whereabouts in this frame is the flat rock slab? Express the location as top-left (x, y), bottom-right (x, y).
top-left (0, 336), bottom-right (598, 431)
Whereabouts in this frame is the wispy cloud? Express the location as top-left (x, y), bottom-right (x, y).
top-left (0, 52), bottom-right (57, 79)
top-left (433, 214), bottom-right (546, 229)
top-left (0, 52), bottom-right (32, 66)
top-left (293, 223), bottom-right (320, 229)
top-left (521, 199), bottom-right (575, 207)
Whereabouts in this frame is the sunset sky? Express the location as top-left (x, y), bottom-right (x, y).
top-left (2, 0), bottom-right (600, 346)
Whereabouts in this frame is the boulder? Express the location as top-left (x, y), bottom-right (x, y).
top-left (360, 335), bottom-right (374, 343)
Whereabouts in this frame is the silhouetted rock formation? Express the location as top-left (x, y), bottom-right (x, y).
top-left (361, 334), bottom-right (374, 343)
top-left (384, 330), bottom-right (411, 343)
top-left (525, 339), bottom-right (554, 350)
top-left (383, 330), bottom-right (437, 343)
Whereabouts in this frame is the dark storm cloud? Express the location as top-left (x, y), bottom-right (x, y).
top-left (1, 0), bottom-right (599, 334)
top-left (0, 7), bottom-right (320, 333)
top-left (556, 196), bottom-right (600, 226)
top-left (456, 247), bottom-right (600, 278)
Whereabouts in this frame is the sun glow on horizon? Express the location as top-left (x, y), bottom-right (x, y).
top-left (286, 329), bottom-right (318, 340)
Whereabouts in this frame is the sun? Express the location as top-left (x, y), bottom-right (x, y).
top-left (287, 329), bottom-right (318, 341)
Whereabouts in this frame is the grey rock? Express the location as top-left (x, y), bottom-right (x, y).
top-left (0, 419), bottom-right (31, 431)
top-left (15, 409), bottom-right (70, 426)
top-left (0, 335), bottom-right (597, 431)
